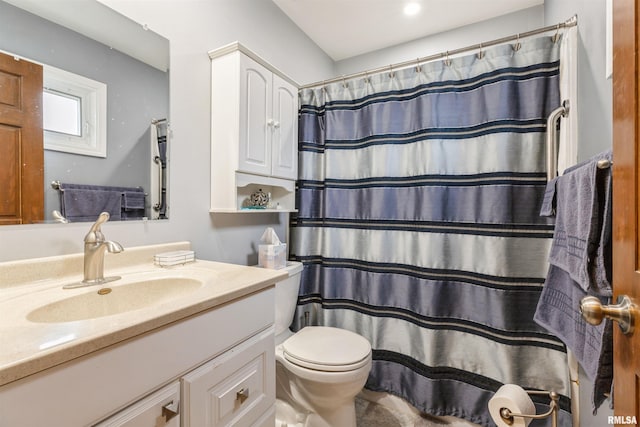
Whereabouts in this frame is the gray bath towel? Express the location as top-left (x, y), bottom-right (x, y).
top-left (61, 188), bottom-right (122, 222)
top-left (540, 150), bottom-right (613, 296)
top-left (121, 191), bottom-right (146, 220)
top-left (534, 265), bottom-right (613, 412)
top-left (58, 183), bottom-right (146, 222)
top-left (535, 149), bottom-right (614, 412)
top-left (122, 191), bottom-right (145, 210)
top-left (539, 177), bottom-right (558, 217)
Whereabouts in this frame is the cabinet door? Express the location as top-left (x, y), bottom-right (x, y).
top-left (271, 74), bottom-right (298, 180)
top-left (238, 55), bottom-right (272, 177)
top-left (182, 328), bottom-right (275, 427)
top-left (93, 382), bottom-right (180, 427)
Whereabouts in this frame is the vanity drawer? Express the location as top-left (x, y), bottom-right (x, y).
top-left (93, 381), bottom-right (180, 427)
top-left (182, 327), bottom-right (275, 426)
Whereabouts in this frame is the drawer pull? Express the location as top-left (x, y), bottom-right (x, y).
top-left (162, 400), bottom-right (179, 422)
top-left (236, 388), bottom-right (249, 404)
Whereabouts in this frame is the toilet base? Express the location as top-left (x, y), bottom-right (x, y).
top-left (274, 327), bottom-right (372, 427)
top-left (275, 398), bottom-right (357, 427)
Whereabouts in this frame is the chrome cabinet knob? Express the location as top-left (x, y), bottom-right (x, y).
top-left (236, 387), bottom-right (249, 404)
top-left (580, 295), bottom-right (636, 334)
top-left (162, 400), bottom-right (179, 422)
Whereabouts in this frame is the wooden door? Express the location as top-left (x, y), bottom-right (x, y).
top-left (0, 51), bottom-right (43, 225)
top-left (612, 0), bottom-right (640, 423)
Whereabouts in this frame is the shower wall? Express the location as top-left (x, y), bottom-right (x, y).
top-left (544, 0), bottom-right (612, 162)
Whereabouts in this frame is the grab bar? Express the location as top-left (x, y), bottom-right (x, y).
top-left (546, 100), bottom-right (570, 181)
top-left (153, 156), bottom-right (163, 212)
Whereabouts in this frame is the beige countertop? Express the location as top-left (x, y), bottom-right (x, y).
top-left (0, 242), bottom-right (287, 387)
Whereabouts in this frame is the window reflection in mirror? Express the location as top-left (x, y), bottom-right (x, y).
top-left (0, 0), bottom-right (170, 224)
top-left (43, 66), bottom-right (107, 158)
top-left (43, 90), bottom-right (82, 137)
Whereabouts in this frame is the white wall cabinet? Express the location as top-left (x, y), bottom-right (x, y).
top-left (209, 42), bottom-right (299, 213)
top-left (237, 55), bottom-right (297, 180)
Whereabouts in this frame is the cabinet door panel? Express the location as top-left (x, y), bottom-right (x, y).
top-left (182, 328), bottom-right (275, 427)
top-left (250, 407), bottom-right (275, 427)
top-left (239, 56), bottom-right (272, 176)
top-left (271, 74), bottom-right (298, 180)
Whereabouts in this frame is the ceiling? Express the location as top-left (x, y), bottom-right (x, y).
top-left (3, 0), bottom-right (169, 71)
top-left (272, 0), bottom-right (544, 61)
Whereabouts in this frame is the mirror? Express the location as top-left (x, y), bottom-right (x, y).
top-left (0, 0), bottom-right (170, 224)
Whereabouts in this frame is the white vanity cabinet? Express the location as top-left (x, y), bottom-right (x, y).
top-left (182, 328), bottom-right (274, 426)
top-left (0, 287), bottom-right (276, 427)
top-left (209, 42), bottom-right (299, 213)
top-left (94, 382), bottom-right (181, 427)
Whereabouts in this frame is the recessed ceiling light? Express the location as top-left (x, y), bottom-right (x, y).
top-left (404, 2), bottom-right (421, 16)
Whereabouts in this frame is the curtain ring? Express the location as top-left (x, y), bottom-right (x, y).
top-left (443, 51), bottom-right (451, 67)
top-left (513, 34), bottom-right (522, 51)
top-left (342, 75), bottom-right (348, 89)
top-left (388, 64), bottom-right (396, 79)
top-left (415, 58), bottom-right (422, 73)
top-left (477, 43), bottom-right (485, 59)
top-left (552, 24), bottom-right (561, 43)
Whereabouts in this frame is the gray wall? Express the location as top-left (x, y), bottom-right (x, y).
top-left (0, 0), bottom-right (334, 263)
top-left (0, 1), bottom-right (169, 220)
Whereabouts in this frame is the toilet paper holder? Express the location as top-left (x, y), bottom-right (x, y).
top-left (497, 390), bottom-right (559, 427)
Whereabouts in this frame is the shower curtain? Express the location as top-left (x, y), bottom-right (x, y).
top-left (291, 36), bottom-right (572, 427)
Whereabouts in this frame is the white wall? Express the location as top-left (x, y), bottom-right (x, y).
top-left (0, 0), bottom-right (334, 264)
top-left (334, 6), bottom-right (544, 77)
top-left (545, 0), bottom-right (612, 162)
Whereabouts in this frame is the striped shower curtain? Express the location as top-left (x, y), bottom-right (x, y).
top-left (291, 36), bottom-right (571, 427)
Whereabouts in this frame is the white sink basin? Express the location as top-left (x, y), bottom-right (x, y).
top-left (27, 277), bottom-right (204, 323)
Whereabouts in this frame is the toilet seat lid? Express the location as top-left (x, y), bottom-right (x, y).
top-left (282, 326), bottom-right (371, 372)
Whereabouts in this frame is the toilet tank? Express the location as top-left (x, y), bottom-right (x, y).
top-left (274, 261), bottom-right (304, 337)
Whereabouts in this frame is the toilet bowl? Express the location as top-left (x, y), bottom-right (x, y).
top-left (273, 262), bottom-right (372, 427)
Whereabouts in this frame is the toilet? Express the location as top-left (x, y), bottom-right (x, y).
top-left (274, 261), bottom-right (372, 427)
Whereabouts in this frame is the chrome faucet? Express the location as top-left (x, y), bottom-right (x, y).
top-left (64, 212), bottom-right (124, 289)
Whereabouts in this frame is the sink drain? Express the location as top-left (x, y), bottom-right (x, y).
top-left (97, 288), bottom-right (112, 295)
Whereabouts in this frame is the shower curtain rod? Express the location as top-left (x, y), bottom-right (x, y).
top-left (300, 15), bottom-right (577, 90)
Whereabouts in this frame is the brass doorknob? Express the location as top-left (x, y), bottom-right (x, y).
top-left (580, 295), bottom-right (636, 334)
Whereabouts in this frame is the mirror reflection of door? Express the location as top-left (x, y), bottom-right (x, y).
top-left (0, 51), bottom-right (43, 225)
